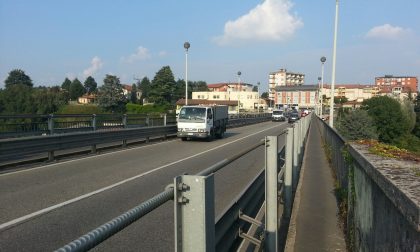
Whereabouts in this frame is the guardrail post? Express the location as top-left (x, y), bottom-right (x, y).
top-left (293, 125), bottom-right (299, 191)
top-left (146, 115), bottom-right (150, 127)
top-left (163, 113), bottom-right (167, 126)
top-left (284, 127), bottom-right (293, 217)
top-left (122, 114), bottom-right (127, 128)
top-left (48, 114), bottom-right (54, 135)
top-left (92, 114), bottom-right (97, 131)
top-left (174, 174), bottom-right (215, 252)
top-left (265, 136), bottom-right (278, 252)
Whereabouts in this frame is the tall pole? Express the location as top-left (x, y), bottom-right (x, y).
top-left (320, 57), bottom-right (326, 117)
top-left (257, 81), bottom-right (260, 113)
top-left (317, 77), bottom-right (321, 115)
top-left (184, 42), bottom-right (190, 106)
top-left (330, 0), bottom-right (339, 127)
top-left (237, 71), bottom-right (241, 115)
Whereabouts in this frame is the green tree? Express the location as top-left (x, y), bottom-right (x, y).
top-left (336, 109), bottom-right (378, 140)
top-left (138, 77), bottom-right (151, 104)
top-left (149, 66), bottom-right (176, 105)
top-left (84, 76), bottom-right (97, 94)
top-left (0, 84), bottom-right (35, 113)
top-left (412, 92), bottom-right (420, 138)
top-left (261, 92), bottom-right (269, 99)
top-left (130, 84), bottom-right (138, 103)
top-left (32, 86), bottom-right (68, 114)
top-left (361, 96), bottom-right (410, 144)
top-left (69, 78), bottom-right (85, 100)
top-left (61, 78), bottom-right (72, 91)
top-left (97, 75), bottom-right (127, 112)
top-left (4, 69), bottom-right (33, 89)
top-left (252, 86), bottom-right (258, 92)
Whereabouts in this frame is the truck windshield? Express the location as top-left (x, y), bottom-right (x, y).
top-left (272, 111), bottom-right (283, 115)
top-left (178, 107), bottom-right (206, 122)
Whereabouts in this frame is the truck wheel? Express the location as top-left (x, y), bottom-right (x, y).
top-left (207, 130), bottom-right (214, 142)
top-left (217, 130), bottom-right (224, 139)
top-left (181, 137), bottom-right (187, 141)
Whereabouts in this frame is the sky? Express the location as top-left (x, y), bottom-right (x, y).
top-left (1, 0), bottom-right (419, 92)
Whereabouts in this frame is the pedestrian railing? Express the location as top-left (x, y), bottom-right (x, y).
top-left (55, 114), bottom-right (313, 252)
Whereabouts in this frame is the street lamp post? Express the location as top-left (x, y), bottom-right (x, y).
top-left (320, 56), bottom-right (326, 117)
top-left (184, 42), bottom-right (190, 106)
top-left (257, 81), bottom-right (260, 113)
top-left (317, 77), bottom-right (321, 115)
top-left (237, 71), bottom-right (241, 115)
top-left (330, 0), bottom-right (339, 127)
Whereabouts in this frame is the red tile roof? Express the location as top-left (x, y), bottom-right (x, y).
top-left (176, 99), bottom-right (238, 106)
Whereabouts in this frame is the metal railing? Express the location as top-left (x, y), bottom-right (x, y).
top-left (55, 114), bottom-right (313, 252)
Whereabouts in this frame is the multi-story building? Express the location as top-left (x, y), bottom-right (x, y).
top-left (375, 75), bottom-right (418, 99)
top-left (269, 69), bottom-right (305, 104)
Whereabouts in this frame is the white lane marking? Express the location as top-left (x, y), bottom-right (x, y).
top-left (0, 123), bottom-right (281, 230)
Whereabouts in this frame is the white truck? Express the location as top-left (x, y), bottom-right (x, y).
top-left (177, 105), bottom-right (228, 141)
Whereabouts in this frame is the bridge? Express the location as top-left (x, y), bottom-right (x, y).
top-left (0, 115), bottom-right (418, 251)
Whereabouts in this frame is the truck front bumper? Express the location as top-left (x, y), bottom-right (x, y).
top-left (177, 132), bottom-right (209, 138)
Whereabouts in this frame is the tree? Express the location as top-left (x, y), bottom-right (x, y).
top-left (361, 96), bottom-right (410, 144)
top-left (69, 78), bottom-right (85, 100)
top-left (61, 78), bottom-right (72, 91)
top-left (0, 84), bottom-right (35, 113)
top-left (336, 109), bottom-right (378, 140)
top-left (130, 84), bottom-right (138, 103)
top-left (84, 76), bottom-right (97, 94)
top-left (97, 75), bottom-right (127, 112)
top-left (149, 66), bottom-right (176, 105)
top-left (412, 92), bottom-right (420, 138)
top-left (138, 77), bottom-right (151, 104)
top-left (32, 86), bottom-right (68, 114)
top-left (5, 69), bottom-right (33, 89)
top-left (252, 86), bottom-right (258, 92)
top-left (261, 92), bottom-right (269, 99)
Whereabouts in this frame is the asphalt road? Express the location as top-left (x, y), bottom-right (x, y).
top-left (0, 121), bottom-right (289, 251)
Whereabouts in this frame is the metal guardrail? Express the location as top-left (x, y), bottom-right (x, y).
top-left (55, 114), bottom-right (313, 252)
top-left (0, 114), bottom-right (272, 165)
top-left (0, 113), bottom-right (176, 139)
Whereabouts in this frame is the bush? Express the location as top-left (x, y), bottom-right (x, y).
top-left (125, 103), bottom-right (168, 114)
top-left (394, 134), bottom-right (420, 154)
top-left (336, 109), bottom-right (378, 140)
top-left (57, 104), bottom-right (103, 114)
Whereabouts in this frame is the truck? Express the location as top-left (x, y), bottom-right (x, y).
top-left (177, 105), bottom-right (228, 141)
top-left (272, 109), bottom-right (286, 122)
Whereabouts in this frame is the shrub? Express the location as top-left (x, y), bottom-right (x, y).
top-left (57, 104), bottom-right (103, 114)
top-left (336, 109), bottom-right (378, 140)
top-left (125, 103), bottom-right (168, 114)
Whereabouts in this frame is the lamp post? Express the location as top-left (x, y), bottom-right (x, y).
top-left (320, 56), bottom-right (326, 117)
top-left (317, 77), bottom-right (321, 115)
top-left (184, 42), bottom-right (190, 105)
top-left (330, 0), bottom-right (339, 127)
top-left (257, 81), bottom-right (260, 113)
top-left (237, 71), bottom-right (241, 115)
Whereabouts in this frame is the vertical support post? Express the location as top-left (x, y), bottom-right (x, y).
top-left (48, 114), bottom-right (54, 135)
top-left (163, 113), bottom-right (167, 126)
top-left (174, 174), bottom-right (215, 252)
top-left (123, 114), bottom-right (127, 128)
top-left (284, 127), bottom-right (294, 217)
top-left (265, 136), bottom-right (278, 252)
top-left (48, 151), bottom-right (54, 162)
top-left (92, 114), bottom-right (97, 131)
top-left (146, 115), bottom-right (150, 127)
top-left (293, 125), bottom-right (299, 190)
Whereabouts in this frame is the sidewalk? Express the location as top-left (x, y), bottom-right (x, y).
top-left (285, 121), bottom-right (347, 251)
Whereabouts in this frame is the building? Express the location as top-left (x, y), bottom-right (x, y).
top-left (269, 69), bottom-right (305, 104)
top-left (122, 84), bottom-right (142, 100)
top-left (375, 75), bottom-right (418, 100)
top-left (176, 82), bottom-right (267, 114)
top-left (274, 85), bottom-right (318, 109)
top-left (78, 94), bottom-right (97, 104)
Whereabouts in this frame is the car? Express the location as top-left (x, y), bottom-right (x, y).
top-left (272, 110), bottom-right (286, 122)
top-left (288, 111), bottom-right (300, 123)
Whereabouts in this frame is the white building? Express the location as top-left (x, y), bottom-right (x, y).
top-left (269, 69), bottom-right (305, 103)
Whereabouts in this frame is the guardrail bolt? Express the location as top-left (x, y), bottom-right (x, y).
top-left (177, 183), bottom-right (190, 191)
top-left (177, 196), bottom-right (189, 204)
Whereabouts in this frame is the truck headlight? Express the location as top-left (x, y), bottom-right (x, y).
top-left (178, 128), bottom-right (183, 132)
top-left (198, 129), bottom-right (205, 132)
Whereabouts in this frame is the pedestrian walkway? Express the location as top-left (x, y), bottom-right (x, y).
top-left (285, 121), bottom-right (347, 251)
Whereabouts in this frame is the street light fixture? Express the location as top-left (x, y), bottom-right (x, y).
top-left (184, 42), bottom-right (190, 105)
top-left (330, 0), bottom-right (339, 127)
top-left (320, 56), bottom-right (326, 117)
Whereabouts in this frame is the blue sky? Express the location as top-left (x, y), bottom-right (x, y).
top-left (1, 0), bottom-right (419, 92)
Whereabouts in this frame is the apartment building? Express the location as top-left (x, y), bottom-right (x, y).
top-left (375, 75), bottom-right (418, 99)
top-left (268, 69), bottom-right (305, 102)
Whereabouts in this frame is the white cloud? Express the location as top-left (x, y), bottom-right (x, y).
top-left (83, 56), bottom-right (103, 78)
top-left (122, 46), bottom-right (152, 63)
top-left (213, 0), bottom-right (303, 46)
top-left (366, 24), bottom-right (411, 40)
top-left (158, 51), bottom-right (167, 57)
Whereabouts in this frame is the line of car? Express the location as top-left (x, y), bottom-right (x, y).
top-left (271, 109), bottom-right (310, 123)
